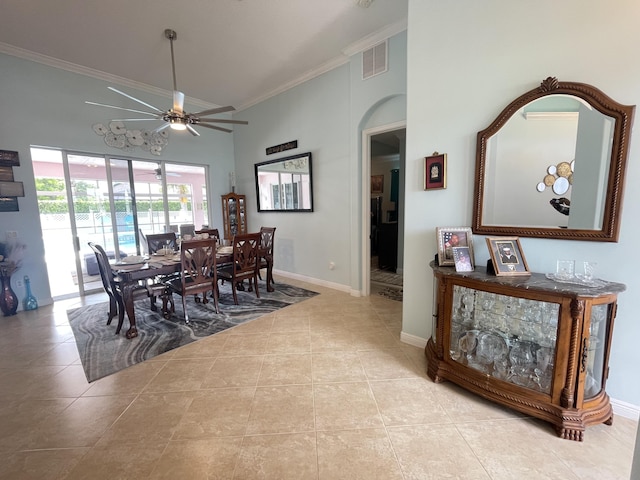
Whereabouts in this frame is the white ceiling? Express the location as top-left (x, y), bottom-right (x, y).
top-left (0, 0), bottom-right (407, 111)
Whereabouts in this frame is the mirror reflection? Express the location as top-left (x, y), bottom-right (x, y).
top-left (255, 152), bottom-right (313, 212)
top-left (483, 95), bottom-right (613, 230)
top-left (473, 77), bottom-right (635, 242)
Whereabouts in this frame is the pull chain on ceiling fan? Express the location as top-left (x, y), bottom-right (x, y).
top-left (86, 29), bottom-right (248, 137)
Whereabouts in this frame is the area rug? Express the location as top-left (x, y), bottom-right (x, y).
top-left (68, 280), bottom-right (318, 382)
top-left (377, 287), bottom-right (403, 302)
top-left (371, 268), bottom-right (403, 287)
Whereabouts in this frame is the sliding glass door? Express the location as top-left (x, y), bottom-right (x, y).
top-left (31, 147), bottom-right (209, 299)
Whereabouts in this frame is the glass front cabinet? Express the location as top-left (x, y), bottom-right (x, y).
top-left (221, 192), bottom-right (247, 242)
top-left (426, 263), bottom-right (625, 441)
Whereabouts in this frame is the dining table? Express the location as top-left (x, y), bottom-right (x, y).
top-left (111, 249), bottom-right (233, 339)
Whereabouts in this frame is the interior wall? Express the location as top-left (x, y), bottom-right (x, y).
top-left (404, 0), bottom-right (640, 408)
top-left (233, 31), bottom-right (408, 291)
top-left (0, 53), bottom-right (235, 305)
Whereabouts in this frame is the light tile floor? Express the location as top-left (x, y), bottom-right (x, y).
top-left (0, 277), bottom-right (636, 479)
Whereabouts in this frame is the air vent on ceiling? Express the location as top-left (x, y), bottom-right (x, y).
top-left (362, 40), bottom-right (388, 80)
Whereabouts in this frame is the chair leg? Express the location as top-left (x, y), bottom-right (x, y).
top-left (182, 295), bottom-right (189, 323)
top-left (115, 296), bottom-right (125, 335)
top-left (254, 274), bottom-right (260, 298)
top-left (211, 283), bottom-right (220, 314)
top-left (107, 293), bottom-right (117, 325)
top-left (231, 280), bottom-right (239, 305)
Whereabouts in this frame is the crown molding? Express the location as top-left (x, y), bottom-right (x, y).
top-left (0, 42), bottom-right (218, 110)
top-left (342, 19), bottom-right (407, 56)
top-left (238, 19), bottom-right (407, 111)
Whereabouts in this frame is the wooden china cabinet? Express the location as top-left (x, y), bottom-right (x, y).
top-left (221, 192), bottom-right (247, 242)
top-left (426, 262), bottom-right (625, 441)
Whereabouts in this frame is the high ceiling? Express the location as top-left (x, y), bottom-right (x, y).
top-left (0, 0), bottom-right (407, 111)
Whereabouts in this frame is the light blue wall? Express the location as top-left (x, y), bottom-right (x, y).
top-left (233, 31), bottom-right (407, 290)
top-left (0, 53), bottom-right (235, 304)
top-left (404, 0), bottom-right (640, 408)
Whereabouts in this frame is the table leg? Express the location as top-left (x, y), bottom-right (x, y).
top-left (122, 283), bottom-right (139, 339)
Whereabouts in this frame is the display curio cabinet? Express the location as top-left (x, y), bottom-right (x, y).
top-left (221, 192), bottom-right (247, 242)
top-left (426, 262), bottom-right (625, 441)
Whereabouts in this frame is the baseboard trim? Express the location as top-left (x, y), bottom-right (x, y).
top-left (272, 269), bottom-right (351, 294)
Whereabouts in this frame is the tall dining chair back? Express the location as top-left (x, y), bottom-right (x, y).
top-left (165, 237), bottom-right (220, 322)
top-left (258, 227), bottom-right (276, 292)
top-left (88, 242), bottom-right (121, 326)
top-left (217, 232), bottom-right (261, 305)
top-left (179, 224), bottom-right (196, 238)
top-left (195, 228), bottom-right (220, 243)
top-left (146, 232), bottom-right (177, 254)
top-left (138, 229), bottom-right (149, 255)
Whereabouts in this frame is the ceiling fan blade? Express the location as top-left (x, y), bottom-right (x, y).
top-left (173, 90), bottom-right (185, 114)
top-left (152, 122), bottom-right (171, 133)
top-left (198, 118), bottom-right (249, 125)
top-left (110, 118), bottom-right (161, 122)
top-left (108, 87), bottom-right (164, 113)
top-left (85, 101), bottom-right (159, 117)
top-left (191, 105), bottom-right (235, 117)
top-left (197, 123), bottom-right (233, 133)
top-left (186, 124), bottom-right (200, 136)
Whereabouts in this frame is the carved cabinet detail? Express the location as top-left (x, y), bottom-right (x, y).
top-left (221, 193), bottom-right (246, 242)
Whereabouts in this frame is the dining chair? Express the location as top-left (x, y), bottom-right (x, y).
top-left (146, 232), bottom-right (177, 254)
top-left (164, 237), bottom-right (220, 322)
top-left (138, 229), bottom-right (148, 255)
top-left (195, 228), bottom-right (220, 243)
top-left (88, 242), bottom-right (169, 334)
top-left (258, 226), bottom-right (276, 292)
top-left (179, 224), bottom-right (196, 238)
top-left (217, 232), bottom-right (261, 305)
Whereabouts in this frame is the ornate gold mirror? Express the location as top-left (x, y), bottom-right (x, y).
top-left (472, 77), bottom-right (634, 241)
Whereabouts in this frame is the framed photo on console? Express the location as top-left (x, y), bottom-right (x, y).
top-left (436, 227), bottom-right (473, 267)
top-left (486, 236), bottom-right (530, 276)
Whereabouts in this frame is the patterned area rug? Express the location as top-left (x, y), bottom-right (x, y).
top-left (371, 268), bottom-right (403, 287)
top-left (68, 280), bottom-right (318, 382)
top-left (377, 287), bottom-right (403, 302)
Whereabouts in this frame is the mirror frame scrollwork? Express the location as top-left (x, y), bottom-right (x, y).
top-left (472, 77), bottom-right (635, 242)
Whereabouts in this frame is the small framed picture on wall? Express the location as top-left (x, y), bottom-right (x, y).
top-left (424, 152), bottom-right (447, 190)
top-left (371, 175), bottom-right (384, 194)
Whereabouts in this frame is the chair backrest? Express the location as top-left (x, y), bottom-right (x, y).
top-left (179, 237), bottom-right (218, 296)
top-left (179, 224), bottom-right (196, 238)
top-left (147, 232), bottom-right (177, 254)
top-left (138, 229), bottom-right (148, 255)
top-left (259, 227), bottom-right (276, 257)
top-left (231, 233), bottom-right (261, 277)
top-left (195, 228), bottom-right (220, 243)
top-left (88, 242), bottom-right (116, 295)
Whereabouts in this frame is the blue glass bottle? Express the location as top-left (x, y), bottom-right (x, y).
top-left (23, 275), bottom-right (38, 311)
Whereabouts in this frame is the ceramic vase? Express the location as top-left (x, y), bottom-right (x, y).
top-left (0, 274), bottom-right (19, 316)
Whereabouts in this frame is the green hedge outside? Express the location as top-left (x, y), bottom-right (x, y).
top-left (37, 199), bottom-right (191, 215)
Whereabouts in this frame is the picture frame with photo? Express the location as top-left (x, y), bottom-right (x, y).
top-left (452, 246), bottom-right (474, 272)
top-left (436, 227), bottom-right (473, 267)
top-left (486, 236), bottom-right (531, 276)
top-left (371, 175), bottom-right (384, 194)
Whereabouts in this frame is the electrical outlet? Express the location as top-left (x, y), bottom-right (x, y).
top-left (16, 278), bottom-right (23, 288)
top-left (329, 262), bottom-right (335, 270)
top-left (6, 231), bottom-right (17, 240)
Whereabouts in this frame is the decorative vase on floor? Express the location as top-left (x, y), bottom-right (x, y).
top-left (0, 273), bottom-right (19, 316)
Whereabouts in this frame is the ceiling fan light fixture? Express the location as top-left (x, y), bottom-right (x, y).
top-left (169, 117), bottom-right (187, 131)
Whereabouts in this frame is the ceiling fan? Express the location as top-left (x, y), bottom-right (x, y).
top-left (86, 29), bottom-right (248, 137)
top-left (139, 163), bottom-right (181, 181)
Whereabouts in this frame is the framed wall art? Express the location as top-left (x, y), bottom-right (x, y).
top-left (436, 226), bottom-right (473, 266)
top-left (486, 236), bottom-right (531, 276)
top-left (424, 152), bottom-right (447, 190)
top-left (371, 175), bottom-right (384, 194)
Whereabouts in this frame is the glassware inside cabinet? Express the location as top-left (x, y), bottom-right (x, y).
top-left (583, 303), bottom-right (610, 398)
top-left (449, 285), bottom-right (559, 394)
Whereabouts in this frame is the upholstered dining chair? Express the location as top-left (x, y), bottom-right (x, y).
top-left (179, 223), bottom-right (196, 238)
top-left (258, 227), bottom-right (276, 292)
top-left (88, 242), bottom-right (169, 334)
top-left (217, 232), bottom-right (261, 305)
top-left (164, 237), bottom-right (220, 322)
top-left (146, 232), bottom-right (177, 254)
